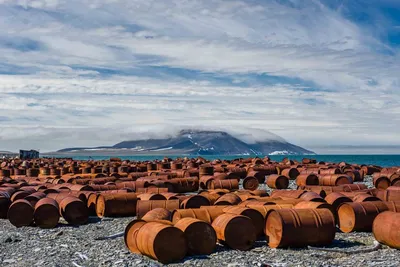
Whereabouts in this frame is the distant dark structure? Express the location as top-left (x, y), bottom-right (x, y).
top-left (19, 150), bottom-right (39, 159)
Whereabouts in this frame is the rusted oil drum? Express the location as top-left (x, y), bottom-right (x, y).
top-left (222, 206), bottom-right (264, 237)
top-left (294, 201), bottom-right (334, 215)
top-left (125, 221), bottom-right (187, 264)
top-left (199, 164), bottom-right (214, 176)
top-left (138, 193), bottom-right (166, 201)
top-left (266, 175), bottom-right (289, 189)
top-left (199, 175), bottom-right (214, 189)
top-left (265, 208), bottom-right (335, 248)
top-left (246, 171), bottom-right (266, 183)
top-left (208, 179), bottom-right (239, 190)
top-left (299, 192), bottom-right (325, 202)
top-left (180, 195), bottom-right (210, 209)
top-left (142, 208), bottom-right (172, 222)
top-left (214, 193), bottom-right (242, 206)
top-left (34, 198), bottom-right (60, 229)
top-left (10, 191), bottom-right (32, 202)
top-left (96, 193), bottom-right (137, 217)
top-left (318, 175), bottom-right (352, 186)
top-left (86, 193), bottom-right (98, 216)
top-left (211, 213), bottom-right (256, 250)
top-left (8, 199), bottom-right (34, 227)
top-left (59, 196), bottom-right (89, 225)
top-left (339, 184), bottom-right (368, 192)
top-left (136, 200), bottom-right (180, 219)
top-left (198, 192), bottom-right (221, 205)
top-left (199, 206), bottom-right (227, 221)
top-left (246, 204), bottom-right (294, 219)
top-left (324, 192), bottom-right (352, 211)
top-left (296, 174), bottom-right (319, 187)
top-left (174, 217), bottom-right (217, 255)
top-left (352, 193), bottom-right (380, 202)
top-left (319, 168), bottom-right (341, 175)
top-left (242, 176), bottom-right (259, 191)
top-left (383, 201), bottom-right (400, 212)
top-left (250, 189), bottom-right (269, 197)
top-left (271, 190), bottom-right (307, 199)
top-left (376, 187), bottom-right (400, 202)
top-left (373, 174), bottom-right (391, 190)
top-left (25, 192), bottom-right (46, 206)
top-left (373, 211), bottom-right (400, 249)
top-left (0, 196), bottom-right (11, 219)
top-left (172, 208), bottom-right (212, 224)
top-left (281, 168), bottom-right (300, 180)
top-left (337, 201), bottom-right (389, 232)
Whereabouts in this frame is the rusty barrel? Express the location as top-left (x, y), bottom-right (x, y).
top-left (352, 193), bottom-right (380, 202)
top-left (296, 174), bottom-right (319, 187)
top-left (0, 196), bottom-right (11, 219)
top-left (214, 193), bottom-right (242, 206)
top-left (25, 192), bottom-right (46, 206)
top-left (174, 217), bottom-right (217, 255)
top-left (136, 200), bottom-right (180, 219)
top-left (242, 175), bottom-right (259, 191)
top-left (87, 193), bottom-right (98, 216)
top-left (294, 201), bottom-right (334, 215)
top-left (299, 191), bottom-right (325, 202)
top-left (337, 201), bottom-right (389, 232)
top-left (180, 195), bottom-right (210, 209)
top-left (8, 199), bottom-right (34, 227)
top-left (281, 167), bottom-right (300, 180)
top-left (211, 213), bottom-right (256, 250)
top-left (222, 206), bottom-right (264, 237)
top-left (199, 175), bottom-right (214, 189)
top-left (318, 175), bottom-right (352, 186)
top-left (266, 175), bottom-right (289, 189)
top-left (171, 208), bottom-right (212, 224)
top-left (373, 211), bottom-right (400, 249)
top-left (208, 179), bottom-right (239, 190)
top-left (199, 206), bottom-right (227, 221)
top-left (11, 191), bottom-right (32, 202)
top-left (376, 187), bottom-right (400, 201)
top-left (373, 174), bottom-right (391, 189)
top-left (246, 171), bottom-right (266, 183)
top-left (96, 193), bottom-right (137, 217)
top-left (34, 198), bottom-right (60, 229)
top-left (142, 208), bottom-right (172, 222)
top-left (265, 208), bottom-right (335, 248)
top-left (324, 192), bottom-right (353, 212)
top-left (59, 196), bottom-right (88, 225)
top-left (125, 221), bottom-right (187, 264)
top-left (271, 190), bottom-right (307, 199)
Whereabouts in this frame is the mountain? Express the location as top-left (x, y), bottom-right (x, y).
top-left (57, 130), bottom-right (315, 155)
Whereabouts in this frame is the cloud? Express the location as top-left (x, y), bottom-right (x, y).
top-left (0, 0), bottom-right (399, 152)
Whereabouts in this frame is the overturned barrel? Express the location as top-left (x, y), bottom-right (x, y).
top-left (373, 211), bottom-right (400, 249)
top-left (265, 208), bottom-right (335, 248)
top-left (96, 193), bottom-right (137, 218)
top-left (174, 217), bottom-right (217, 255)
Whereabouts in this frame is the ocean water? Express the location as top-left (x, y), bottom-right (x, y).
top-left (43, 154), bottom-right (400, 167)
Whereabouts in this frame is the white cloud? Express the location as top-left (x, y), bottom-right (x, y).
top-left (0, 0), bottom-right (399, 152)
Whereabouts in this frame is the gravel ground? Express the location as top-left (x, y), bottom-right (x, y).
top-left (1, 175), bottom-right (397, 267)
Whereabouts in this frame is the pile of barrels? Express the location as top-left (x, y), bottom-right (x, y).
top-left (0, 157), bottom-right (399, 263)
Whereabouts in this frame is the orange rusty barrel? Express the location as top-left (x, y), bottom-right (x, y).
top-left (199, 192), bottom-right (221, 205)
top-left (199, 206), bottom-right (227, 221)
top-left (142, 208), bottom-right (172, 222)
top-left (222, 206), bottom-right (264, 237)
top-left (171, 208), bottom-right (212, 224)
top-left (296, 174), bottom-right (319, 187)
top-left (211, 213), bottom-right (256, 250)
top-left (59, 196), bottom-right (89, 225)
top-left (136, 200), bottom-right (180, 219)
top-left (294, 201), bottom-right (334, 215)
top-left (199, 175), bottom-right (214, 189)
top-left (199, 164), bottom-right (214, 176)
top-left (126, 221), bottom-right (187, 264)
top-left (281, 168), bottom-right (300, 180)
top-left (208, 179), bottom-right (239, 190)
top-left (8, 199), bottom-right (34, 227)
top-left (319, 168), bottom-right (341, 175)
top-left (265, 208), bottom-right (335, 248)
top-left (373, 174), bottom-right (391, 190)
top-left (266, 175), bottom-right (289, 189)
top-left (174, 217), bottom-right (217, 255)
top-left (180, 195), bottom-right (210, 209)
top-left (337, 201), bottom-right (389, 232)
top-left (246, 204), bottom-right (294, 218)
top-left (246, 171), bottom-right (266, 183)
top-left (352, 193), bottom-right (380, 202)
top-left (271, 190), bottom-right (307, 199)
top-left (339, 184), bottom-right (368, 192)
top-left (214, 193), bottom-right (242, 206)
top-left (242, 175), bottom-right (259, 191)
top-left (96, 193), bottom-right (137, 217)
top-left (299, 191), bottom-right (325, 202)
top-left (10, 191), bottom-right (31, 202)
top-left (376, 187), bottom-right (400, 202)
top-left (383, 201), bottom-right (400, 212)
top-left (373, 211), bottom-right (400, 249)
top-left (325, 192), bottom-right (353, 211)
top-left (0, 196), bottom-right (11, 219)
top-left (33, 198), bottom-right (60, 229)
top-left (138, 193), bottom-right (166, 201)
top-left (25, 192), bottom-right (46, 206)
top-left (318, 175), bottom-right (352, 186)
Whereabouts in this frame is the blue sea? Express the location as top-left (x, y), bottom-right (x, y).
top-left (43, 154), bottom-right (400, 167)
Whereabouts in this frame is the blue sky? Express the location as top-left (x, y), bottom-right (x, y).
top-left (0, 0), bottom-right (399, 152)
